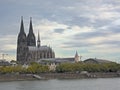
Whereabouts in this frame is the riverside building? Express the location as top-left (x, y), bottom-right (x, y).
top-left (17, 17), bottom-right (55, 64)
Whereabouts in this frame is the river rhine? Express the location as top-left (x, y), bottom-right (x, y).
top-left (0, 78), bottom-right (120, 90)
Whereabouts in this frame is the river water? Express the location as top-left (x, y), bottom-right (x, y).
top-left (0, 78), bottom-right (120, 90)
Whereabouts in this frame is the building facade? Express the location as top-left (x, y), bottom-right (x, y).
top-left (17, 17), bottom-right (55, 64)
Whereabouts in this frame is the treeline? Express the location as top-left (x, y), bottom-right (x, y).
top-left (0, 62), bottom-right (120, 74)
top-left (56, 62), bottom-right (120, 73)
top-left (0, 62), bottom-right (49, 74)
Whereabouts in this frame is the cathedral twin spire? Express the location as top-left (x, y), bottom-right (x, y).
top-left (17, 17), bottom-right (55, 63)
top-left (29, 17), bottom-right (33, 33)
top-left (19, 16), bottom-right (41, 47)
top-left (20, 16), bottom-right (25, 34)
top-left (17, 16), bottom-right (27, 46)
top-left (19, 16), bottom-right (26, 37)
top-left (27, 17), bottom-right (36, 46)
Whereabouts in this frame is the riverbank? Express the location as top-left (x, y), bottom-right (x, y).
top-left (0, 74), bottom-right (36, 81)
top-left (0, 72), bottom-right (120, 81)
top-left (39, 72), bottom-right (120, 79)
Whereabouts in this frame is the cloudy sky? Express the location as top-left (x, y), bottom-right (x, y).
top-left (0, 0), bottom-right (120, 62)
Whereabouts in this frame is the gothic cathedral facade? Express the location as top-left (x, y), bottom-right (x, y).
top-left (17, 17), bottom-right (55, 64)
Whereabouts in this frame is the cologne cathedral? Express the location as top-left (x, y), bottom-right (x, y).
top-left (17, 17), bottom-right (55, 64)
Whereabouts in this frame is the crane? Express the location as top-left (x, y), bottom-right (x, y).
top-left (1, 53), bottom-right (8, 60)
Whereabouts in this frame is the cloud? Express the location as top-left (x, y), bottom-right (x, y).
top-left (34, 19), bottom-right (68, 32)
top-left (33, 19), bottom-right (68, 41)
top-left (62, 32), bottom-right (120, 48)
top-left (53, 28), bottom-right (65, 34)
top-left (0, 35), bottom-right (17, 52)
top-left (72, 31), bottom-right (107, 40)
top-left (0, 0), bottom-right (120, 61)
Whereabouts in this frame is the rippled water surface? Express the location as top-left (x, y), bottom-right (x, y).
top-left (0, 78), bottom-right (120, 90)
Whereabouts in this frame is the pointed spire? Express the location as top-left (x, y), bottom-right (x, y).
top-left (75, 51), bottom-right (78, 57)
top-left (38, 30), bottom-right (40, 42)
top-left (37, 30), bottom-right (41, 47)
top-left (27, 17), bottom-right (36, 46)
top-left (20, 16), bottom-right (25, 33)
top-left (74, 51), bottom-right (80, 62)
top-left (29, 17), bottom-right (33, 33)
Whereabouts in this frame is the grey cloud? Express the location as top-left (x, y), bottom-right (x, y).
top-left (102, 40), bottom-right (120, 46)
top-left (54, 28), bottom-right (65, 34)
top-left (62, 39), bottom-right (120, 49)
top-left (63, 41), bottom-right (94, 48)
top-left (62, 28), bottom-right (120, 48)
top-left (41, 36), bottom-right (51, 40)
top-left (67, 16), bottom-right (92, 27)
top-left (1, 0), bottom-right (120, 30)
top-left (92, 19), bottom-right (113, 28)
top-left (72, 31), bottom-right (109, 40)
top-left (1, 0), bottom-right (120, 60)
top-left (99, 20), bottom-right (120, 34)
top-left (107, 25), bottom-right (120, 33)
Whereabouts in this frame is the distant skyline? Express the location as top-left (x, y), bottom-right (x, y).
top-left (0, 0), bottom-right (120, 62)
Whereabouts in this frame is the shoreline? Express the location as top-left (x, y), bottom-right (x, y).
top-left (0, 74), bottom-right (36, 82)
top-left (0, 72), bottom-right (120, 81)
top-left (38, 72), bottom-right (120, 79)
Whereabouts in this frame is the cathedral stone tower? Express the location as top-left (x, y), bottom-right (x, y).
top-left (17, 17), bottom-right (55, 64)
top-left (27, 17), bottom-right (36, 46)
top-left (17, 17), bottom-right (28, 64)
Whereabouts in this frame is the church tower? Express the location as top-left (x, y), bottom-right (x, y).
top-left (17, 17), bottom-right (28, 64)
top-left (37, 31), bottom-right (41, 48)
top-left (27, 17), bottom-right (36, 46)
top-left (74, 51), bottom-right (80, 62)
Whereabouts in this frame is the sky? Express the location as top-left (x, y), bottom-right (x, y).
top-left (0, 0), bottom-right (120, 62)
